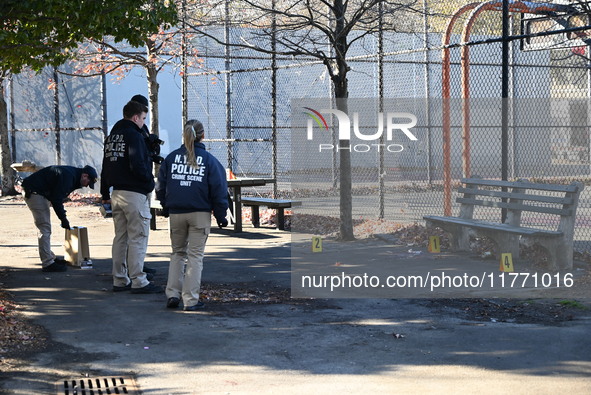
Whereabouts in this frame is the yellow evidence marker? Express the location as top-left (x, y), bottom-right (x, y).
top-left (499, 253), bottom-right (514, 272)
top-left (312, 236), bottom-right (323, 253)
top-left (428, 235), bottom-right (441, 253)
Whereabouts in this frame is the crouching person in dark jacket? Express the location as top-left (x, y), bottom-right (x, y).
top-left (156, 120), bottom-right (228, 311)
top-left (22, 165), bottom-right (98, 272)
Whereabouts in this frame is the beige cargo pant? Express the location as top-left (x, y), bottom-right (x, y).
top-left (24, 193), bottom-right (57, 267)
top-left (166, 211), bottom-right (210, 308)
top-left (111, 190), bottom-right (151, 289)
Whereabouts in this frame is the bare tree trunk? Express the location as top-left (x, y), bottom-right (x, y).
top-left (146, 40), bottom-right (160, 177)
top-left (146, 65), bottom-right (159, 138)
top-left (334, 88), bottom-right (354, 241)
top-left (0, 79), bottom-right (16, 196)
top-left (332, 0), bottom-right (354, 241)
top-left (146, 40), bottom-right (160, 138)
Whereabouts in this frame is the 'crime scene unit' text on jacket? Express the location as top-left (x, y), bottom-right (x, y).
top-left (155, 142), bottom-right (228, 222)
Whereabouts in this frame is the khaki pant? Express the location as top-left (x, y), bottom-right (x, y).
top-left (111, 190), bottom-right (151, 288)
top-left (24, 193), bottom-right (56, 267)
top-left (166, 211), bottom-right (211, 307)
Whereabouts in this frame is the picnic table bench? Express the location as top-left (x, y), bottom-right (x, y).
top-left (149, 178), bottom-right (298, 232)
top-left (241, 197), bottom-right (302, 230)
top-left (423, 177), bottom-right (584, 270)
top-left (149, 198), bottom-right (162, 231)
top-left (227, 178), bottom-right (275, 232)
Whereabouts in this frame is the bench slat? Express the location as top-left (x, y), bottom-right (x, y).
top-left (242, 197), bottom-right (302, 208)
top-left (458, 188), bottom-right (573, 205)
top-left (461, 178), bottom-right (580, 193)
top-left (424, 215), bottom-right (563, 236)
top-left (242, 197), bottom-right (301, 231)
top-left (456, 198), bottom-right (572, 216)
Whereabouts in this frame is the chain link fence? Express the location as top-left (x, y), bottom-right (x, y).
top-left (186, 0), bottom-right (591, 250)
top-left (5, 1), bottom-right (591, 249)
top-left (8, 66), bottom-right (105, 174)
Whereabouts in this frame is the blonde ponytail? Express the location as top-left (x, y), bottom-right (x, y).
top-left (182, 120), bottom-right (204, 168)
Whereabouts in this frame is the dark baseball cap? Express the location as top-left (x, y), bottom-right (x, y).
top-left (131, 94), bottom-right (149, 107)
top-left (82, 165), bottom-right (98, 189)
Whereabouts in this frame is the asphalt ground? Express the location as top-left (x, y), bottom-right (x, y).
top-left (0, 197), bottom-right (590, 394)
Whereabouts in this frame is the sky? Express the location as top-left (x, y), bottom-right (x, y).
top-left (105, 65), bottom-right (182, 157)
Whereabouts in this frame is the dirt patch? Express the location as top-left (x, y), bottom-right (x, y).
top-left (201, 283), bottom-right (591, 327)
top-left (0, 270), bottom-right (49, 361)
top-left (201, 281), bottom-right (291, 304)
top-left (420, 298), bottom-right (591, 325)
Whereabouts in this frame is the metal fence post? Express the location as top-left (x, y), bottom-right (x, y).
top-left (181, 0), bottom-right (188, 127)
top-left (378, 1), bottom-right (385, 219)
top-left (224, 0), bottom-right (234, 173)
top-left (423, 0), bottom-right (433, 185)
top-left (100, 71), bottom-right (108, 138)
top-left (271, 0), bottom-right (278, 198)
top-left (53, 68), bottom-right (61, 165)
top-left (501, 0), bottom-right (510, 222)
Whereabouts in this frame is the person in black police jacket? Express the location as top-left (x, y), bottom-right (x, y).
top-left (22, 165), bottom-right (98, 272)
top-left (155, 119), bottom-right (228, 311)
top-left (128, 94), bottom-right (158, 275)
top-left (101, 100), bottom-right (162, 294)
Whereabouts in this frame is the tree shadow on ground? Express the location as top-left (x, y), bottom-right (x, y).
top-left (2, 240), bottom-right (591, 393)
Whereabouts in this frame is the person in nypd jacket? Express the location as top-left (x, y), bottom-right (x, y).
top-left (155, 119), bottom-right (228, 311)
top-left (101, 100), bottom-right (162, 294)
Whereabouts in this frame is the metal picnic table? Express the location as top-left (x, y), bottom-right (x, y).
top-left (227, 177), bottom-right (275, 232)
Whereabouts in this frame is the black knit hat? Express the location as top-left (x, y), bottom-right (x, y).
top-left (131, 94), bottom-right (149, 107)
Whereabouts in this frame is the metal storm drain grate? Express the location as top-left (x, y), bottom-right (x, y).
top-left (56, 376), bottom-right (139, 395)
